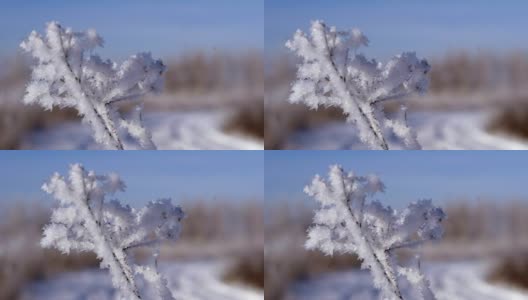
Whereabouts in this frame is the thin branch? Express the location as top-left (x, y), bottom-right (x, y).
top-left (338, 171), bottom-right (403, 299)
top-left (123, 238), bottom-right (160, 251)
top-left (54, 27), bottom-right (123, 149)
top-left (318, 24), bottom-right (388, 150)
top-left (76, 167), bottom-right (141, 299)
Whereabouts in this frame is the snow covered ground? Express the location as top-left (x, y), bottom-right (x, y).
top-left (21, 111), bottom-right (263, 150)
top-left (288, 261), bottom-right (528, 300)
top-left (285, 111), bottom-right (528, 150)
top-left (21, 260), bottom-right (263, 300)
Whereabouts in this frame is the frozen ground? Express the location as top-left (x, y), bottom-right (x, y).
top-left (21, 260), bottom-right (263, 300)
top-left (288, 261), bottom-right (528, 300)
top-left (21, 111), bottom-right (263, 150)
top-left (285, 111), bottom-right (528, 150)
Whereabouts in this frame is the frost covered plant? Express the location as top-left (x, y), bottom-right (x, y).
top-left (20, 22), bottom-right (165, 149)
top-left (286, 21), bottom-right (430, 150)
top-left (305, 165), bottom-right (445, 300)
top-left (41, 164), bottom-right (184, 300)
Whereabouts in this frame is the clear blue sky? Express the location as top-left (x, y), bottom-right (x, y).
top-left (266, 151), bottom-right (528, 207)
top-left (0, 151), bottom-right (263, 205)
top-left (0, 0), bottom-right (262, 59)
top-left (266, 0), bottom-right (528, 59)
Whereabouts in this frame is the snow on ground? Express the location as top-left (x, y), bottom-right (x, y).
top-left (288, 261), bottom-right (528, 300)
top-left (286, 111), bottom-right (528, 150)
top-left (21, 260), bottom-right (263, 300)
top-left (21, 111), bottom-right (263, 150)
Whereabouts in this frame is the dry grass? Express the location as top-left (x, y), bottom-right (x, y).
top-left (0, 200), bottom-right (264, 299)
top-left (264, 200), bottom-right (528, 299)
top-left (429, 51), bottom-right (528, 93)
top-left (0, 56), bottom-right (80, 149)
top-left (0, 204), bottom-right (99, 300)
top-left (489, 254), bottom-right (528, 290)
top-left (223, 245), bottom-right (264, 289)
top-left (264, 202), bottom-right (361, 299)
top-left (263, 55), bottom-right (402, 149)
top-left (265, 242), bottom-right (361, 300)
top-left (442, 201), bottom-right (528, 243)
top-left (264, 103), bottom-right (344, 149)
top-left (165, 51), bottom-right (262, 94)
top-left (0, 51), bottom-right (264, 149)
top-left (0, 105), bottom-right (80, 149)
top-left (487, 104), bottom-right (528, 141)
top-left (223, 94), bottom-right (264, 139)
top-left (264, 52), bottom-right (528, 148)
top-left (0, 250), bottom-right (99, 300)
top-left (179, 200), bottom-right (263, 243)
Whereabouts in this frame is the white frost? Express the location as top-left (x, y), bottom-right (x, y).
top-left (20, 21), bottom-right (165, 149)
top-left (41, 164), bottom-right (184, 300)
top-left (286, 20), bottom-right (429, 149)
top-left (305, 165), bottom-right (446, 300)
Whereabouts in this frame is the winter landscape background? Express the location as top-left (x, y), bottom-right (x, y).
top-left (265, 151), bottom-right (528, 299)
top-left (265, 0), bottom-right (528, 149)
top-left (0, 0), bottom-right (263, 150)
top-left (0, 151), bottom-right (264, 300)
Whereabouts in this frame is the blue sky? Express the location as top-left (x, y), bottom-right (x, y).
top-left (0, 0), bottom-right (262, 59)
top-left (266, 0), bottom-right (528, 59)
top-left (0, 151), bottom-right (263, 205)
top-left (3, 151), bottom-right (528, 208)
top-left (266, 151), bottom-right (528, 207)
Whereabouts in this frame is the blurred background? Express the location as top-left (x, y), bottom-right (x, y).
top-left (0, 151), bottom-right (264, 300)
top-left (265, 0), bottom-right (528, 149)
top-left (265, 151), bottom-right (528, 299)
top-left (0, 0), bottom-right (263, 149)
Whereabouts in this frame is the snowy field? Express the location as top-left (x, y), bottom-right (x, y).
top-left (21, 260), bottom-right (263, 300)
top-left (288, 261), bottom-right (528, 300)
top-left (285, 110), bottom-right (528, 150)
top-left (21, 111), bottom-right (263, 150)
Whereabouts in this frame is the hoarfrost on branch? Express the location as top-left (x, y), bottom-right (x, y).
top-left (286, 20), bottom-right (430, 149)
top-left (21, 22), bottom-right (165, 149)
top-left (41, 164), bottom-right (184, 299)
top-left (305, 165), bottom-right (445, 299)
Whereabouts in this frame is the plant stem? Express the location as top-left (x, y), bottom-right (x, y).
top-left (316, 23), bottom-right (388, 150)
top-left (51, 24), bottom-right (124, 150)
top-left (74, 167), bottom-right (141, 299)
top-left (338, 172), bottom-right (403, 299)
